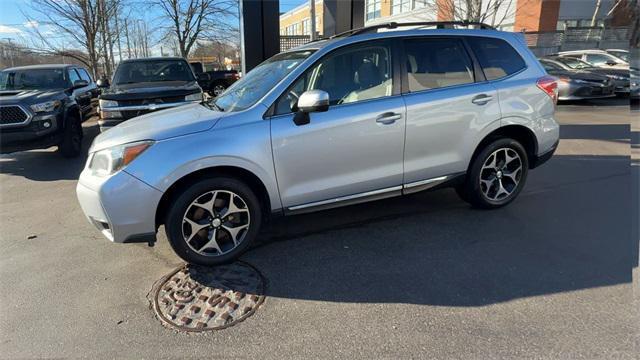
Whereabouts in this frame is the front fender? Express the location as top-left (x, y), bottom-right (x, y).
top-left (125, 117), bottom-right (282, 211)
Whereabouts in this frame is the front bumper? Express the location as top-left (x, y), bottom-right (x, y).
top-left (76, 167), bottom-right (163, 243)
top-left (0, 114), bottom-right (63, 153)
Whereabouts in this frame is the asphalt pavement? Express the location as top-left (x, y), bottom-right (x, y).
top-left (0, 100), bottom-right (637, 359)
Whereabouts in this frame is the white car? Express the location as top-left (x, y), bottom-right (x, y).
top-left (557, 50), bottom-right (629, 70)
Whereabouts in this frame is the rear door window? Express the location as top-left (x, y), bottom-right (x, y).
top-left (467, 37), bottom-right (526, 80)
top-left (403, 38), bottom-right (474, 92)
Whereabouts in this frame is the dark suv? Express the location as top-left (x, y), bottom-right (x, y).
top-left (0, 64), bottom-right (98, 157)
top-left (97, 57), bottom-right (203, 131)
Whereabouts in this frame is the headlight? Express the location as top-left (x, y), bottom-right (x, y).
top-left (88, 141), bottom-right (154, 177)
top-left (99, 99), bottom-right (118, 108)
top-left (185, 93), bottom-right (203, 102)
top-left (30, 100), bottom-right (61, 113)
top-left (100, 110), bottom-right (122, 119)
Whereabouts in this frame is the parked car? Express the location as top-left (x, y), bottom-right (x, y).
top-left (77, 24), bottom-right (560, 265)
top-left (538, 58), bottom-right (615, 100)
top-left (0, 64), bottom-right (98, 157)
top-left (556, 49), bottom-right (629, 70)
top-left (97, 57), bottom-right (203, 131)
top-left (543, 55), bottom-right (630, 94)
top-left (190, 62), bottom-right (240, 97)
top-left (605, 49), bottom-right (629, 62)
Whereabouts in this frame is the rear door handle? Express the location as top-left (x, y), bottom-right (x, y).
top-left (471, 94), bottom-right (493, 105)
top-left (376, 112), bottom-right (401, 125)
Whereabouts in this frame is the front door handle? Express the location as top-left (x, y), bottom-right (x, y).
top-left (376, 112), bottom-right (401, 125)
top-left (471, 94), bottom-right (493, 105)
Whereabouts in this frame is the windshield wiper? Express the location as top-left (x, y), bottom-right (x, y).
top-left (208, 100), bottom-right (224, 112)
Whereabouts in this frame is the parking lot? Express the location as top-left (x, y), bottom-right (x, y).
top-left (0, 100), bottom-right (637, 358)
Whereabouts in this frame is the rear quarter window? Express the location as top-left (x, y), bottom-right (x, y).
top-left (467, 37), bottom-right (526, 80)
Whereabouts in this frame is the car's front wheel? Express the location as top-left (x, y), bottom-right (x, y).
top-left (58, 116), bottom-right (82, 158)
top-left (165, 177), bottom-right (262, 266)
top-left (457, 138), bottom-right (529, 209)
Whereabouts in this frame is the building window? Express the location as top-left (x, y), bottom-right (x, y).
top-left (302, 18), bottom-right (310, 35)
top-left (392, 0), bottom-right (411, 15)
top-left (413, 0), bottom-right (427, 9)
top-left (366, 0), bottom-right (381, 20)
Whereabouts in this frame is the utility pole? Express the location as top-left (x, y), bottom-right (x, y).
top-left (309, 0), bottom-right (317, 41)
top-left (2, 38), bottom-right (15, 67)
top-left (124, 18), bottom-right (132, 59)
top-left (114, 12), bottom-right (123, 62)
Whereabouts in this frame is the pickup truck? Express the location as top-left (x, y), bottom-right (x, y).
top-left (97, 57), bottom-right (203, 131)
top-left (0, 64), bottom-right (98, 157)
top-left (190, 62), bottom-right (240, 96)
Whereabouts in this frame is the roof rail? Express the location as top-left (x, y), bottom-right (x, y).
top-left (329, 21), bottom-right (496, 39)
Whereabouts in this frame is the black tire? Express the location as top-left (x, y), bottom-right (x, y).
top-left (458, 138), bottom-right (529, 209)
top-left (58, 115), bottom-right (82, 158)
top-left (165, 177), bottom-right (263, 266)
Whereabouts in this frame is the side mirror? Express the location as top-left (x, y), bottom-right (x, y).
top-left (293, 90), bottom-right (329, 126)
top-left (297, 90), bottom-right (330, 113)
top-left (96, 79), bottom-right (109, 88)
top-left (606, 61), bottom-right (617, 66)
top-left (73, 79), bottom-right (89, 89)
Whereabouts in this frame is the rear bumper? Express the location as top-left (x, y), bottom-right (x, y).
top-left (76, 167), bottom-right (163, 243)
top-left (531, 140), bottom-right (558, 168)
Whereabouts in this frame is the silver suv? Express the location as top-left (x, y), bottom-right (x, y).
top-left (77, 24), bottom-right (560, 265)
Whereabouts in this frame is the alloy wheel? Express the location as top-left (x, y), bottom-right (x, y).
top-left (213, 85), bottom-right (226, 97)
top-left (182, 190), bottom-right (251, 256)
top-left (479, 147), bottom-right (523, 201)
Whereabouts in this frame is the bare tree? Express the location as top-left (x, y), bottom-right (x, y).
top-left (152, 0), bottom-right (237, 58)
top-left (28, 0), bottom-right (101, 76)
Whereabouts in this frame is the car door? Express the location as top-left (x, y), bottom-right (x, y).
top-left (269, 40), bottom-right (406, 210)
top-left (68, 68), bottom-right (91, 116)
top-left (400, 36), bottom-right (501, 191)
top-left (77, 68), bottom-right (99, 114)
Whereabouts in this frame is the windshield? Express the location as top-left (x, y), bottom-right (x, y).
top-left (113, 59), bottom-right (195, 84)
top-left (557, 57), bottom-right (592, 69)
top-left (0, 68), bottom-right (69, 90)
top-left (211, 50), bottom-right (314, 112)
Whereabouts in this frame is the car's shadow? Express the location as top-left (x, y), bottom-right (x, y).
top-left (0, 121), bottom-right (99, 181)
top-left (239, 154), bottom-right (634, 306)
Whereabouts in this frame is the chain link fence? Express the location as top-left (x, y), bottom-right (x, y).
top-left (280, 35), bottom-right (312, 52)
top-left (526, 27), bottom-right (630, 56)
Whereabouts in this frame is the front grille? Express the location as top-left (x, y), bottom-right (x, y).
top-left (121, 109), bottom-right (152, 120)
top-left (118, 95), bottom-right (185, 107)
top-left (0, 105), bottom-right (29, 126)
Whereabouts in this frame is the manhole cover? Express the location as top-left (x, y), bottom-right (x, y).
top-left (149, 261), bottom-right (265, 332)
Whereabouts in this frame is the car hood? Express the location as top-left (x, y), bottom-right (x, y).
top-left (100, 81), bottom-right (201, 101)
top-left (0, 89), bottom-right (64, 105)
top-left (90, 103), bottom-right (223, 152)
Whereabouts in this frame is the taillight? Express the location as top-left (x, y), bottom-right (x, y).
top-left (537, 75), bottom-right (558, 104)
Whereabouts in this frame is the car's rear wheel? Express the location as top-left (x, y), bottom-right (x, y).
top-left (58, 116), bottom-right (82, 158)
top-left (457, 138), bottom-right (529, 209)
top-left (165, 177), bottom-right (262, 266)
